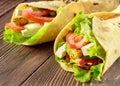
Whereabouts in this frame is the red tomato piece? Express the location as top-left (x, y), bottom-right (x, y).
top-left (66, 32), bottom-right (89, 49)
top-left (66, 32), bottom-right (77, 49)
top-left (22, 8), bottom-right (54, 25)
top-left (75, 39), bottom-right (89, 49)
top-left (6, 23), bottom-right (24, 32)
top-left (74, 36), bottom-right (83, 42)
top-left (31, 10), bottom-right (50, 17)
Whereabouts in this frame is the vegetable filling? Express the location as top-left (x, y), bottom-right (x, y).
top-left (65, 32), bottom-right (103, 70)
top-left (55, 12), bottom-right (106, 82)
top-left (5, 7), bottom-right (56, 35)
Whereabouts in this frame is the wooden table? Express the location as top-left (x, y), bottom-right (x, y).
top-left (0, 0), bottom-right (120, 86)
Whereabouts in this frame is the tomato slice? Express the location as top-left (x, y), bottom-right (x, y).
top-left (75, 39), bottom-right (89, 49)
top-left (66, 32), bottom-right (89, 49)
top-left (31, 10), bottom-right (50, 17)
top-left (6, 23), bottom-right (24, 32)
top-left (22, 8), bottom-right (54, 25)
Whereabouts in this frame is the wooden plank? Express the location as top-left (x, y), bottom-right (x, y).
top-left (22, 56), bottom-right (120, 86)
top-left (22, 55), bottom-right (83, 86)
top-left (0, 42), bottom-right (53, 86)
top-left (0, 0), bottom-right (25, 17)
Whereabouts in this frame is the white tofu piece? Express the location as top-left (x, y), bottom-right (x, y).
top-left (81, 43), bottom-right (94, 56)
top-left (21, 23), bottom-right (41, 37)
top-left (55, 43), bottom-right (66, 58)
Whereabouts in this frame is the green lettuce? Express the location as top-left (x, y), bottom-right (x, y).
top-left (73, 12), bottom-right (94, 42)
top-left (4, 23), bottom-right (51, 45)
top-left (65, 43), bottom-right (71, 55)
top-left (73, 63), bottom-right (104, 82)
top-left (23, 23), bottom-right (50, 45)
top-left (90, 63), bottom-right (104, 81)
top-left (4, 26), bottom-right (28, 44)
top-left (73, 64), bottom-right (91, 82)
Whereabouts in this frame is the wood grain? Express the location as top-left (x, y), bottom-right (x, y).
top-left (0, 0), bottom-right (25, 17)
top-left (22, 55), bottom-right (82, 86)
top-left (0, 42), bottom-right (53, 86)
top-left (0, 0), bottom-right (120, 86)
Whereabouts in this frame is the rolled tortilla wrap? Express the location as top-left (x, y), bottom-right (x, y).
top-left (54, 11), bottom-right (120, 82)
top-left (4, 1), bottom-right (66, 45)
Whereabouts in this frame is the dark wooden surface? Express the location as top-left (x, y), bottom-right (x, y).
top-left (0, 0), bottom-right (120, 86)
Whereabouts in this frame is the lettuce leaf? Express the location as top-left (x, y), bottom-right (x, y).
top-left (55, 56), bottom-right (67, 63)
top-left (65, 43), bottom-right (71, 55)
top-left (4, 23), bottom-right (51, 45)
top-left (88, 44), bottom-right (105, 60)
top-left (56, 41), bottom-right (65, 51)
top-left (90, 63), bottom-right (104, 81)
top-left (23, 23), bottom-right (50, 45)
top-left (73, 12), bottom-right (94, 42)
top-left (73, 64), bottom-right (91, 82)
top-left (73, 63), bottom-right (104, 82)
top-left (4, 26), bottom-right (28, 45)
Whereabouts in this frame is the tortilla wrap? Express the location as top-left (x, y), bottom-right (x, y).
top-left (54, 12), bottom-right (120, 82)
top-left (4, 1), bottom-right (66, 45)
